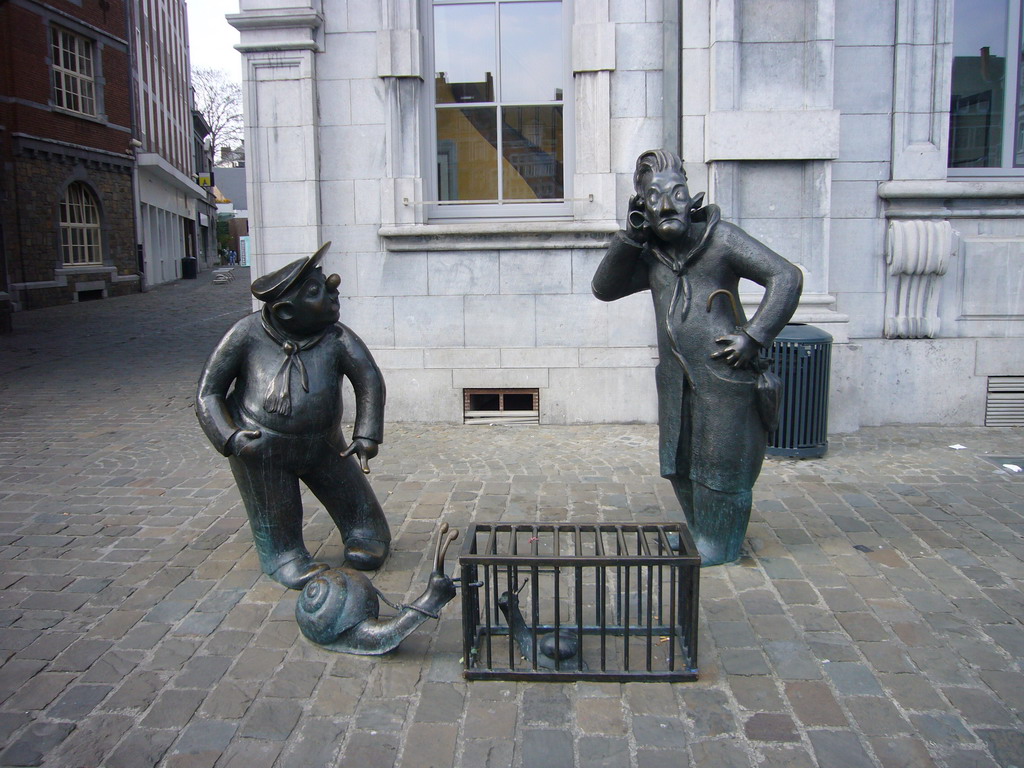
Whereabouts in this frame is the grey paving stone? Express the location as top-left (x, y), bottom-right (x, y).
top-left (689, 739), bottom-right (755, 768)
top-left (239, 699), bottom-right (303, 741)
top-left (464, 699), bottom-right (519, 738)
top-left (414, 682), bottom-right (466, 724)
top-left (825, 661), bottom-right (884, 695)
top-left (575, 695), bottom-right (625, 735)
top-left (174, 654), bottom-right (232, 689)
top-left (846, 696), bottom-right (913, 736)
top-left (341, 730), bottom-right (400, 767)
top-left (941, 686), bottom-right (1017, 727)
top-left (719, 648), bottom-right (771, 676)
top-left (0, 721), bottom-right (75, 767)
top-left (46, 713), bottom-right (133, 768)
top-left (744, 712), bottom-right (799, 742)
top-left (170, 719), bottom-right (238, 756)
top-left (632, 715), bottom-right (687, 749)
top-left (521, 729), bottom-right (574, 768)
top-left (578, 735), bottom-right (631, 768)
top-left (276, 717), bottom-right (346, 767)
top-left (807, 730), bottom-right (875, 768)
top-left (782, 684), bottom-right (847, 729)
top-left (262, 660), bottom-right (326, 698)
top-left (729, 675), bottom-right (786, 711)
top-left (354, 696), bottom-right (410, 732)
top-left (763, 641), bottom-right (821, 680)
top-left (680, 688), bottom-right (738, 737)
top-left (869, 736), bottom-right (940, 768)
top-left (909, 713), bottom-right (978, 747)
top-left (140, 687), bottom-right (206, 728)
top-left (757, 745), bottom-right (818, 768)
top-left (637, 748), bottom-right (693, 768)
top-left (214, 739), bottom-right (285, 768)
top-left (459, 738), bottom-right (515, 768)
top-left (709, 620), bottom-right (759, 648)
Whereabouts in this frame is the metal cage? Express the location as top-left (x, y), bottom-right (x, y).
top-left (459, 523), bottom-right (699, 682)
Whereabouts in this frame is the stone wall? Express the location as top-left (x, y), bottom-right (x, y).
top-left (232, 0), bottom-right (1024, 429)
top-left (8, 150), bottom-right (139, 309)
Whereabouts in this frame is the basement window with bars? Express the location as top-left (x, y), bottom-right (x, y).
top-left (464, 388), bottom-right (539, 424)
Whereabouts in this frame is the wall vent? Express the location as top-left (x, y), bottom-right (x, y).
top-left (986, 377), bottom-right (1024, 427)
top-left (463, 389), bottom-right (539, 425)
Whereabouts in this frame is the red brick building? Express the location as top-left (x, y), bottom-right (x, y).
top-left (0, 0), bottom-right (140, 318)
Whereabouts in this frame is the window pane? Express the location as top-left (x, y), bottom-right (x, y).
top-left (499, 1), bottom-right (563, 103)
top-left (436, 107), bottom-right (499, 200)
top-left (950, 0), bottom-right (1008, 167)
top-left (434, 4), bottom-right (495, 104)
top-left (502, 105), bottom-right (562, 199)
top-left (1014, 3), bottom-right (1024, 165)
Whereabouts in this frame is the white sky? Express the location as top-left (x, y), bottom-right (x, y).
top-left (186, 1), bottom-right (242, 82)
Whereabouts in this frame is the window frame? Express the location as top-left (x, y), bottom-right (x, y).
top-left (422, 0), bottom-right (574, 221)
top-left (60, 182), bottom-right (103, 267)
top-left (51, 25), bottom-right (98, 118)
top-left (948, 0), bottom-right (1024, 177)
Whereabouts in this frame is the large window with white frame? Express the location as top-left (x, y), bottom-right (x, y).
top-left (426, 0), bottom-right (571, 219)
top-left (949, 0), bottom-right (1024, 173)
top-left (51, 26), bottom-right (97, 117)
top-left (60, 182), bottom-right (102, 266)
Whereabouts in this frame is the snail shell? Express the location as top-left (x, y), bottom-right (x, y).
top-left (295, 567), bottom-right (379, 645)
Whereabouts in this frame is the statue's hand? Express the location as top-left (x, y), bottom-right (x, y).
top-left (228, 429), bottom-right (262, 457)
top-left (711, 332), bottom-right (760, 369)
top-left (625, 194), bottom-right (649, 244)
top-left (341, 437), bottom-right (379, 474)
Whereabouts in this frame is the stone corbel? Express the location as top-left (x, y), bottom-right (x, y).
top-left (378, 29), bottom-right (421, 79)
top-left (884, 219), bottom-right (956, 339)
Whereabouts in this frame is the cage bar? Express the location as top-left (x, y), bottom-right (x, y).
top-left (460, 523), bottom-right (700, 682)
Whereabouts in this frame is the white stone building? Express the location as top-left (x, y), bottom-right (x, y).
top-left (228, 0), bottom-right (1024, 429)
top-left (132, 0), bottom-right (210, 286)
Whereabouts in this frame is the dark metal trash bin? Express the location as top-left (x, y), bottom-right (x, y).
top-left (763, 324), bottom-right (832, 458)
top-left (181, 258), bottom-right (197, 279)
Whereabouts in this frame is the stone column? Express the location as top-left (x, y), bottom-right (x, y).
top-left (227, 2), bottom-right (324, 279)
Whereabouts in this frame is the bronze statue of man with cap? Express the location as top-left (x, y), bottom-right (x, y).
top-left (196, 243), bottom-right (390, 589)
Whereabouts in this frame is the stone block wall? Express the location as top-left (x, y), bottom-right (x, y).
top-left (7, 152), bottom-right (138, 308)
top-left (233, 0), bottom-right (1024, 429)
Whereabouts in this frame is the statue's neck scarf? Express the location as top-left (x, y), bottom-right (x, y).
top-left (260, 307), bottom-right (328, 415)
top-left (646, 204), bottom-right (721, 378)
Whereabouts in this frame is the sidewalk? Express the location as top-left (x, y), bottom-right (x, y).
top-left (0, 269), bottom-right (1022, 767)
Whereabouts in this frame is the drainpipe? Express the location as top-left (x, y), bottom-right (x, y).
top-left (126, 0), bottom-right (146, 291)
top-left (663, 0), bottom-right (682, 157)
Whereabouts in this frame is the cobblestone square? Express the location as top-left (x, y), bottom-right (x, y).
top-left (0, 271), bottom-right (1021, 767)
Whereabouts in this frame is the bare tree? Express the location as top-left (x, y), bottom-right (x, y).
top-left (191, 67), bottom-right (243, 166)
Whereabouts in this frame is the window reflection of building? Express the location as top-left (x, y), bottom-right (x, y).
top-left (431, 0), bottom-right (565, 208)
top-left (948, 0), bottom-right (1024, 170)
top-left (435, 72), bottom-right (563, 202)
top-left (950, 52), bottom-right (1005, 167)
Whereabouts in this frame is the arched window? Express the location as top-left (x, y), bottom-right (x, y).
top-left (60, 182), bottom-right (102, 266)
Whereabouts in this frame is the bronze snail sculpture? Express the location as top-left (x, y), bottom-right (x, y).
top-left (295, 523), bottom-right (460, 655)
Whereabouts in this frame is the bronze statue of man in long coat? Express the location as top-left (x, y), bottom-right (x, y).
top-left (593, 150), bottom-right (803, 565)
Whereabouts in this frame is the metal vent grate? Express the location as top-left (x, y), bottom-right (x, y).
top-left (463, 389), bottom-right (539, 425)
top-left (986, 377), bottom-right (1024, 427)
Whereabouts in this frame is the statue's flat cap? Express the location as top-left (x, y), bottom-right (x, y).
top-left (251, 242), bottom-right (332, 303)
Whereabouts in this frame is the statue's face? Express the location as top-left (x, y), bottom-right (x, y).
top-left (642, 170), bottom-right (693, 243)
top-left (279, 267), bottom-right (341, 335)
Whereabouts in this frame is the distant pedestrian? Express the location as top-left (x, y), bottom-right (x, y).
top-left (228, 249), bottom-right (237, 266)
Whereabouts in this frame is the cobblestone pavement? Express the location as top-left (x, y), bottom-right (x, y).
top-left (1, 269), bottom-right (1023, 767)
